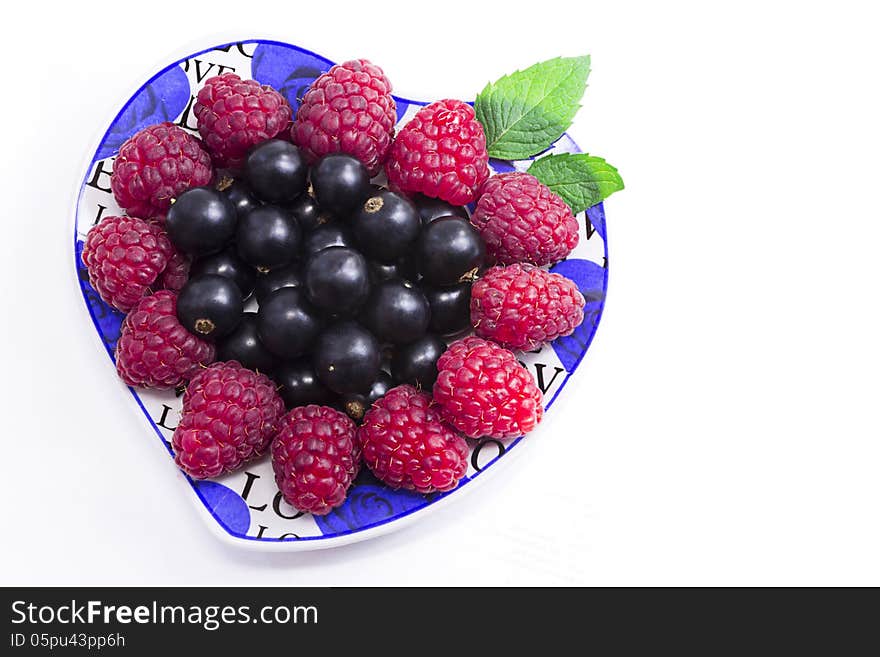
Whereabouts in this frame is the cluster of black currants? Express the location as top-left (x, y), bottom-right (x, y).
top-left (165, 139), bottom-right (486, 421)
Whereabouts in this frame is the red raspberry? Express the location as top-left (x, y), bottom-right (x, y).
top-left (194, 73), bottom-right (292, 169)
top-left (358, 385), bottom-right (469, 493)
top-left (385, 99), bottom-right (489, 206)
top-left (157, 243), bottom-right (190, 292)
top-left (110, 123), bottom-right (213, 220)
top-left (173, 361), bottom-right (285, 479)
top-left (271, 405), bottom-right (360, 515)
top-left (115, 290), bottom-right (215, 389)
top-left (292, 59), bottom-right (396, 176)
top-left (433, 337), bottom-right (543, 439)
top-left (81, 215), bottom-right (174, 312)
top-left (471, 172), bottom-right (579, 266)
top-left (471, 263), bottom-right (586, 351)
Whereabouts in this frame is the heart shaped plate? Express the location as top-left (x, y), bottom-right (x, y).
top-left (73, 39), bottom-right (609, 551)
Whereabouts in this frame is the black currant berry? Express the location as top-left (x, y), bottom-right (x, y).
top-left (216, 312), bottom-right (276, 374)
top-left (190, 248), bottom-right (256, 300)
top-left (310, 154), bottom-right (371, 218)
top-left (301, 223), bottom-right (356, 260)
top-left (256, 287), bottom-right (322, 359)
top-left (313, 321), bottom-right (381, 394)
top-left (360, 280), bottom-right (430, 345)
top-left (341, 370), bottom-right (393, 421)
top-left (287, 194), bottom-right (327, 233)
top-left (236, 205), bottom-right (301, 271)
top-left (351, 190), bottom-right (421, 263)
top-left (254, 264), bottom-right (303, 305)
top-left (244, 139), bottom-right (307, 204)
top-left (223, 179), bottom-right (260, 219)
top-left (391, 334), bottom-right (448, 389)
top-left (369, 261), bottom-right (402, 284)
top-left (411, 193), bottom-right (469, 225)
top-left (273, 359), bottom-right (336, 408)
top-left (177, 275), bottom-right (244, 341)
top-left (423, 282), bottom-right (472, 336)
top-left (396, 253), bottom-right (421, 283)
top-left (417, 217), bottom-right (486, 286)
top-left (166, 187), bottom-right (237, 256)
top-left (304, 247), bottom-right (371, 316)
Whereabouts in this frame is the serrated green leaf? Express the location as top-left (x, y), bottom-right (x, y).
top-left (475, 56), bottom-right (591, 160)
top-left (529, 153), bottom-right (624, 213)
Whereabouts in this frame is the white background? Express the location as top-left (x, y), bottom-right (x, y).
top-left (2, 0), bottom-right (878, 586)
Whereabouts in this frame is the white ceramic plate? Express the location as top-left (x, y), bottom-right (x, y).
top-left (73, 38), bottom-right (609, 551)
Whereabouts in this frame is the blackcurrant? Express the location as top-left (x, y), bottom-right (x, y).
top-left (341, 370), bottom-right (393, 421)
top-left (391, 334), bottom-right (448, 389)
top-left (350, 190), bottom-right (420, 263)
top-left (360, 280), bottom-right (430, 345)
top-left (177, 275), bottom-right (244, 341)
top-left (423, 282), bottom-right (472, 336)
top-left (253, 264), bottom-right (303, 305)
top-left (236, 205), bottom-right (301, 271)
top-left (223, 179), bottom-right (260, 219)
top-left (417, 217), bottom-right (486, 286)
top-left (313, 321), bottom-right (381, 394)
top-left (304, 247), bottom-right (371, 316)
top-left (301, 223), bottom-right (356, 260)
top-left (369, 261), bottom-right (402, 284)
top-left (190, 248), bottom-right (256, 300)
top-left (287, 194), bottom-right (327, 233)
top-left (216, 312), bottom-right (276, 374)
top-left (411, 193), bottom-right (469, 225)
top-left (165, 187), bottom-right (237, 256)
top-left (396, 253), bottom-right (421, 283)
top-left (273, 359), bottom-right (336, 408)
top-left (256, 287), bottom-right (322, 359)
top-left (244, 139), bottom-right (307, 204)
top-left (310, 154), bottom-right (371, 218)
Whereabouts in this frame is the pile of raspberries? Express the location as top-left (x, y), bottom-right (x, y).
top-left (81, 59), bottom-right (588, 517)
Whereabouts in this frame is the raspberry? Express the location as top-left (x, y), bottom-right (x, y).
top-left (194, 73), bottom-right (292, 169)
top-left (81, 215), bottom-right (173, 312)
top-left (173, 361), bottom-right (285, 479)
top-left (110, 123), bottom-right (213, 220)
top-left (157, 243), bottom-right (190, 292)
top-left (385, 99), bottom-right (489, 206)
top-left (433, 336), bottom-right (543, 439)
top-left (471, 263), bottom-right (586, 351)
top-left (292, 59), bottom-right (396, 176)
top-left (358, 385), bottom-right (469, 493)
top-left (115, 290), bottom-right (215, 389)
top-left (471, 172), bottom-right (579, 265)
top-left (271, 405), bottom-right (360, 515)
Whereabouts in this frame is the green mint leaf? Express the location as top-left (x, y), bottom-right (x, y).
top-left (528, 153), bottom-right (624, 213)
top-left (475, 56), bottom-right (591, 160)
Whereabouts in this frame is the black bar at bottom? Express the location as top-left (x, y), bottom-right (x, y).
top-left (1, 587), bottom-right (875, 651)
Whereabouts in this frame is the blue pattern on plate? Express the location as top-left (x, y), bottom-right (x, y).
top-left (586, 203), bottom-right (606, 240)
top-left (251, 43), bottom-right (332, 116)
top-left (251, 43), bottom-right (410, 124)
top-left (193, 480), bottom-right (251, 535)
top-left (488, 158), bottom-right (517, 174)
top-left (550, 256), bottom-right (606, 296)
top-left (394, 98), bottom-right (409, 124)
top-left (95, 65), bottom-right (190, 161)
top-left (75, 240), bottom-right (124, 355)
top-left (314, 471), bottom-right (468, 535)
top-left (550, 255), bottom-right (607, 372)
